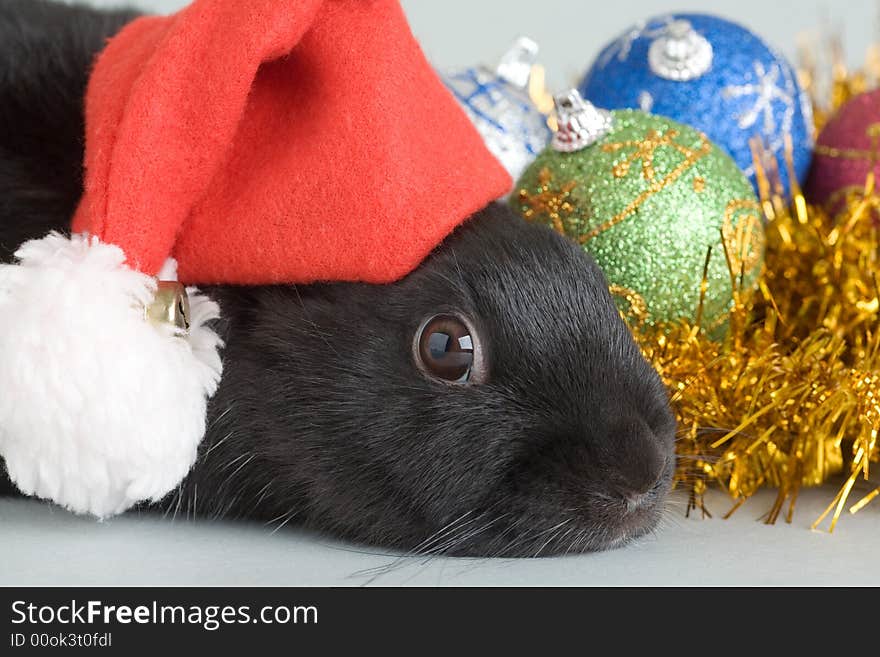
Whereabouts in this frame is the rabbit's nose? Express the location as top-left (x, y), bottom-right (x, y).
top-left (597, 416), bottom-right (668, 499)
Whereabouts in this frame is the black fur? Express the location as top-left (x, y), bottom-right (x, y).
top-left (0, 0), bottom-right (676, 556)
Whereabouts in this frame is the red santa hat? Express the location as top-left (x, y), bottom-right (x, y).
top-left (0, 0), bottom-right (510, 517)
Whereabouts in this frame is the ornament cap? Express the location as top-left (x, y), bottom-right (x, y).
top-left (551, 89), bottom-right (614, 153)
top-left (648, 19), bottom-right (713, 81)
top-left (496, 36), bottom-right (539, 89)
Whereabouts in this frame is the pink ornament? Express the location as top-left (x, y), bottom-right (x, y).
top-left (807, 89), bottom-right (880, 206)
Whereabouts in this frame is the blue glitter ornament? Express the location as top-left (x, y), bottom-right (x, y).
top-left (579, 14), bottom-right (813, 201)
top-left (442, 37), bottom-right (552, 180)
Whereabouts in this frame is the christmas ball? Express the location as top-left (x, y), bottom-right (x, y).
top-left (442, 37), bottom-right (552, 180)
top-left (807, 89), bottom-right (880, 207)
top-left (511, 92), bottom-right (765, 331)
top-left (578, 13), bottom-right (813, 202)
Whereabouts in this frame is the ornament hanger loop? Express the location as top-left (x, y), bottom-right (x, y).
top-left (551, 89), bottom-right (614, 153)
top-left (648, 19), bottom-right (713, 81)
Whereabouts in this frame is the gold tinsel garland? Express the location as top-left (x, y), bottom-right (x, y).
top-left (624, 54), bottom-right (880, 530)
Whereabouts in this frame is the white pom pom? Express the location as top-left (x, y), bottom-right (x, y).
top-left (0, 233), bottom-right (224, 518)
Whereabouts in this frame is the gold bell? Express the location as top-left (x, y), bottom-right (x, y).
top-left (146, 281), bottom-right (191, 332)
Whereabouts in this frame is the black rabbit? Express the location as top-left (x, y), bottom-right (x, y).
top-left (0, 0), bottom-right (676, 556)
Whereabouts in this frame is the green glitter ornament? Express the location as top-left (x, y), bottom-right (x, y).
top-left (511, 91), bottom-right (764, 332)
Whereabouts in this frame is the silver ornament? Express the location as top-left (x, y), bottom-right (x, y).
top-left (442, 37), bottom-right (552, 180)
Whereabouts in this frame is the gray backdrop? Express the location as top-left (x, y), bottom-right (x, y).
top-left (79, 0), bottom-right (880, 89)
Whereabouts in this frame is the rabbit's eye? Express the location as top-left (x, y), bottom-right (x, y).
top-left (415, 314), bottom-right (479, 384)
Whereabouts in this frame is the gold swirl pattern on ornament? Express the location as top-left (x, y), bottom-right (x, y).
top-left (721, 199), bottom-right (764, 278)
top-left (517, 167), bottom-right (578, 236)
top-left (601, 129), bottom-right (696, 181)
top-left (580, 131), bottom-right (713, 243)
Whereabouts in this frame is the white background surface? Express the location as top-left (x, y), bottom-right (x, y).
top-left (0, 488), bottom-right (880, 586)
top-left (4, 0), bottom-right (876, 586)
top-left (3, 488), bottom-right (879, 586)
